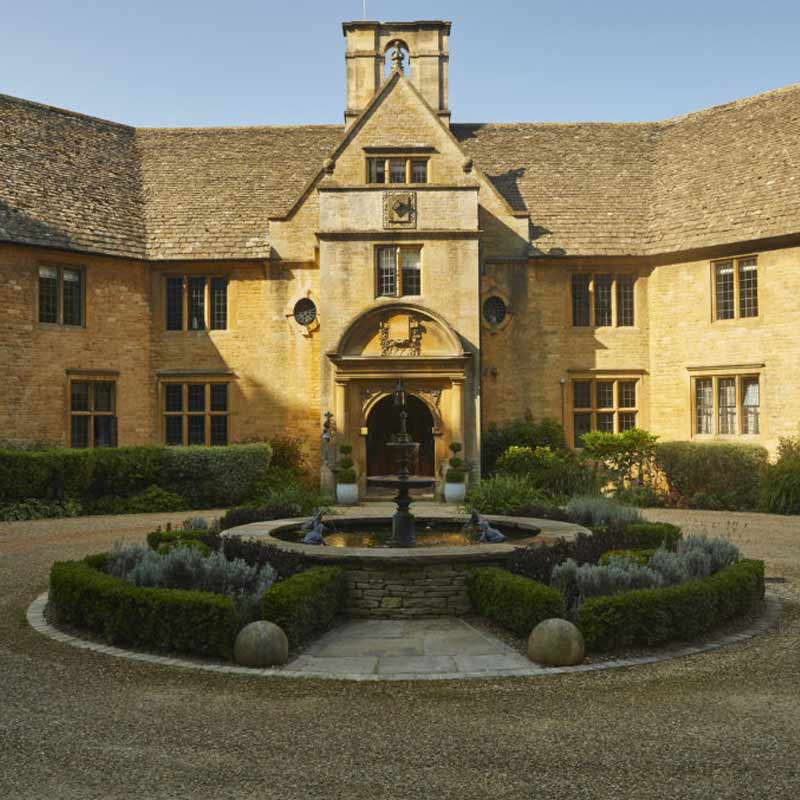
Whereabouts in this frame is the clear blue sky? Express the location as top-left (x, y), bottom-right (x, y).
top-left (2, 0), bottom-right (797, 127)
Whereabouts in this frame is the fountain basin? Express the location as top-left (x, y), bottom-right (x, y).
top-left (227, 512), bottom-right (588, 619)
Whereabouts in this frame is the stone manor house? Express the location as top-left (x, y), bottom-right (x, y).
top-left (1, 20), bottom-right (799, 491)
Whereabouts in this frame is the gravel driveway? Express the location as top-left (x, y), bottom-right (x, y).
top-left (1, 508), bottom-right (798, 799)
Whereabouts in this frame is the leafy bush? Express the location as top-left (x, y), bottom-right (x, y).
top-left (222, 535), bottom-right (308, 580)
top-left (578, 559), bottom-right (765, 651)
top-left (106, 542), bottom-right (275, 620)
top-left (599, 548), bottom-right (656, 566)
top-left (482, 417), bottom-right (567, 476)
top-left (0, 498), bottom-right (83, 522)
top-left (146, 526), bottom-right (220, 552)
top-left (446, 441), bottom-right (468, 483)
top-left (580, 429), bottom-right (659, 495)
top-left (677, 534), bottom-right (740, 574)
top-left (0, 443), bottom-right (273, 511)
top-left (159, 444), bottom-right (273, 507)
top-left (49, 557), bottom-right (241, 659)
top-left (0, 448), bottom-right (94, 503)
top-left (777, 431), bottom-right (800, 462)
top-left (495, 445), bottom-right (596, 497)
top-left (566, 495), bottom-right (642, 529)
top-left (624, 522), bottom-right (682, 550)
top-left (467, 567), bottom-right (566, 638)
top-left (268, 436), bottom-right (308, 473)
top-left (261, 566), bottom-right (347, 647)
top-left (655, 441), bottom-right (768, 511)
top-left (89, 486), bottom-right (188, 515)
top-left (760, 458), bottom-right (800, 515)
top-left (465, 474), bottom-right (557, 515)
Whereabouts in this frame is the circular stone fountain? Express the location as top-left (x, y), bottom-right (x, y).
top-left (227, 512), bottom-right (586, 618)
top-left (226, 377), bottom-right (587, 617)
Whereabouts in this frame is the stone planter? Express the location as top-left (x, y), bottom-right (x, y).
top-left (443, 482), bottom-right (466, 504)
top-left (336, 483), bottom-right (359, 505)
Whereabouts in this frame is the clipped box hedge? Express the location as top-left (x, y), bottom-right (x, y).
top-left (0, 443), bottom-right (272, 509)
top-left (261, 566), bottom-right (347, 648)
top-left (48, 556), bottom-right (240, 659)
top-left (467, 566), bottom-right (566, 638)
top-left (624, 522), bottom-right (682, 550)
top-left (578, 559), bottom-right (765, 652)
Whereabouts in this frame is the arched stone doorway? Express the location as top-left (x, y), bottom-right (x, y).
top-left (366, 394), bottom-right (435, 477)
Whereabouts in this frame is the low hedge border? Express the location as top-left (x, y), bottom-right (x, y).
top-left (578, 559), bottom-right (765, 652)
top-left (467, 566), bottom-right (566, 638)
top-left (261, 566), bottom-right (347, 648)
top-left (48, 556), bottom-right (240, 659)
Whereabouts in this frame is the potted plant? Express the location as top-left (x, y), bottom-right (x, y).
top-left (443, 442), bottom-right (467, 504)
top-left (336, 444), bottom-right (359, 505)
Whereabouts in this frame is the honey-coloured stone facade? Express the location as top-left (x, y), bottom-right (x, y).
top-left (1, 19), bottom-right (799, 481)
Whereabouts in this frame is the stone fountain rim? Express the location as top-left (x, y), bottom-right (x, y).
top-left (224, 511), bottom-right (589, 566)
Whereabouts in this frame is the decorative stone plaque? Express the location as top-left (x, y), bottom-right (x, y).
top-left (383, 190), bottom-right (417, 229)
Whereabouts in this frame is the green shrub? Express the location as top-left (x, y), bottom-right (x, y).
top-left (445, 470), bottom-right (466, 484)
top-left (337, 468), bottom-right (357, 484)
top-left (147, 527), bottom-right (214, 551)
top-left (482, 417), bottom-right (567, 475)
top-left (599, 549), bottom-right (656, 566)
top-left (777, 432), bottom-right (800, 462)
top-left (580, 429), bottom-right (658, 495)
top-left (87, 446), bottom-right (165, 499)
top-left (465, 474), bottom-right (557, 515)
top-left (655, 441), bottom-right (768, 510)
top-left (467, 567), bottom-right (566, 638)
top-left (578, 559), bottom-right (765, 651)
top-left (159, 444), bottom-right (272, 507)
top-left (566, 495), bottom-right (642, 529)
top-left (49, 558), bottom-right (241, 659)
top-left (90, 485), bottom-right (188, 515)
top-left (495, 445), bottom-right (596, 497)
top-left (0, 498), bottom-right (83, 522)
top-left (761, 458), bottom-right (800, 515)
top-left (624, 522), bottom-right (682, 550)
top-left (261, 566), bottom-right (347, 647)
top-left (157, 539), bottom-right (211, 557)
top-left (0, 448), bottom-right (94, 503)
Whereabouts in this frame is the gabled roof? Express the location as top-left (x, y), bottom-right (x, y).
top-left (1, 83), bottom-right (799, 260)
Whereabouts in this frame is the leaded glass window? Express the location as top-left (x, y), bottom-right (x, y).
top-left (38, 266), bottom-right (83, 326)
top-left (70, 381), bottom-right (116, 448)
top-left (594, 275), bottom-right (613, 327)
top-left (166, 278), bottom-right (184, 331)
top-left (377, 247), bottom-right (397, 296)
top-left (596, 381), bottom-right (614, 409)
top-left (571, 275), bottom-right (591, 327)
top-left (188, 278), bottom-right (206, 330)
top-left (377, 246), bottom-right (421, 297)
top-left (38, 268), bottom-right (59, 323)
top-left (401, 248), bottom-right (421, 295)
top-left (163, 383), bottom-right (230, 447)
top-left (617, 278), bottom-right (635, 326)
top-left (739, 258), bottom-right (758, 318)
top-left (695, 378), bottom-right (713, 434)
top-left (715, 262), bottom-right (735, 320)
top-left (573, 413), bottom-right (592, 448)
top-left (742, 378), bottom-right (760, 434)
top-left (210, 278), bottom-right (228, 330)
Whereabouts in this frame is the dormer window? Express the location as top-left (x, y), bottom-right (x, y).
top-left (367, 156), bottom-right (428, 185)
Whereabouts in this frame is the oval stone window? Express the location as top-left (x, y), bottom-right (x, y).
top-left (293, 298), bottom-right (317, 326)
top-left (482, 296), bottom-right (507, 325)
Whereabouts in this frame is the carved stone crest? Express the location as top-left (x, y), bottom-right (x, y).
top-left (379, 315), bottom-right (425, 356)
top-left (416, 387), bottom-right (442, 408)
top-left (383, 190), bottom-right (417, 229)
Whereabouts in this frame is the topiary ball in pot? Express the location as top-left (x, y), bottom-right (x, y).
top-left (234, 620), bottom-right (289, 667)
top-left (528, 618), bottom-right (585, 667)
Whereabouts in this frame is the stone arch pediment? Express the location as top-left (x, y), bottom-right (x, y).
top-left (332, 303), bottom-right (465, 359)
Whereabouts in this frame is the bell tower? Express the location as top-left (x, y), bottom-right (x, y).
top-left (342, 20), bottom-right (451, 129)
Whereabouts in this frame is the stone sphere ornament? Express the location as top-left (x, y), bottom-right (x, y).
top-left (234, 621), bottom-right (289, 668)
top-left (527, 618), bottom-right (585, 667)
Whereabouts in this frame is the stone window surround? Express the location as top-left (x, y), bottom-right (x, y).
top-left (569, 271), bottom-right (637, 329)
top-left (568, 372), bottom-right (642, 447)
top-left (710, 255), bottom-right (759, 322)
top-left (157, 373), bottom-right (234, 447)
top-left (37, 262), bottom-right (86, 328)
top-left (687, 365), bottom-right (763, 438)
top-left (162, 272), bottom-right (230, 332)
